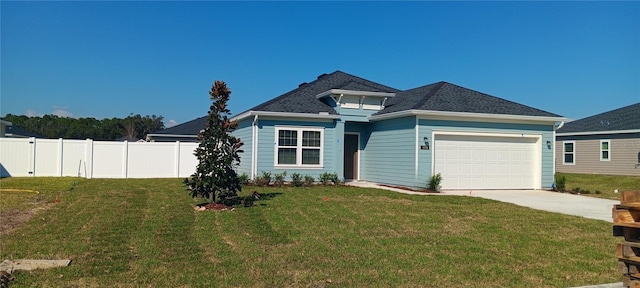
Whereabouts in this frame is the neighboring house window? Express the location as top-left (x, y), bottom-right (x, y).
top-left (275, 127), bottom-right (323, 167)
top-left (563, 141), bottom-right (575, 165)
top-left (600, 140), bottom-right (611, 161)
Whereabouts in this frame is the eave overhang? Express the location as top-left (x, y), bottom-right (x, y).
top-left (556, 129), bottom-right (640, 136)
top-left (231, 111), bottom-right (341, 122)
top-left (369, 109), bottom-right (567, 125)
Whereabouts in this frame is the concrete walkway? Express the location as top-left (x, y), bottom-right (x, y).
top-left (346, 181), bottom-right (623, 288)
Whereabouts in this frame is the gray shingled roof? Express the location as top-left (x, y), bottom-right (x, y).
top-left (557, 102), bottom-right (640, 134)
top-left (378, 81), bottom-right (561, 117)
top-left (5, 125), bottom-right (43, 138)
top-left (241, 71), bottom-right (400, 115)
top-left (169, 71), bottom-right (563, 136)
top-left (151, 116), bottom-right (207, 135)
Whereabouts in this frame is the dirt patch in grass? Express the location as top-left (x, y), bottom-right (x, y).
top-left (0, 202), bottom-right (53, 235)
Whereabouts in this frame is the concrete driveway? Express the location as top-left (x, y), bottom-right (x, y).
top-left (443, 189), bottom-right (618, 222)
top-left (346, 181), bottom-right (619, 222)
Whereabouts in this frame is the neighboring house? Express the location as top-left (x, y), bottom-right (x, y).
top-left (146, 116), bottom-right (207, 142)
top-left (556, 103), bottom-right (640, 176)
top-left (0, 120), bottom-right (11, 137)
top-left (225, 71), bottom-right (565, 190)
top-left (4, 125), bottom-right (44, 138)
top-left (0, 120), bottom-right (43, 138)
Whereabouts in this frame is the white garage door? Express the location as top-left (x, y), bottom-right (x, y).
top-left (433, 134), bottom-right (539, 190)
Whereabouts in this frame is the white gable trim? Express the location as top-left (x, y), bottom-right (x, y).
top-left (315, 89), bottom-right (396, 99)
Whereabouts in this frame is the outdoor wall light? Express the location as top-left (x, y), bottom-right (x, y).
top-left (546, 140), bottom-right (552, 149)
top-left (421, 137), bottom-right (430, 150)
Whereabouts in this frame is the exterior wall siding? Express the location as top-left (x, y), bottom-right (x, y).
top-left (420, 119), bottom-right (556, 189)
top-left (232, 119), bottom-right (253, 177)
top-left (556, 133), bottom-right (640, 176)
top-left (254, 119), bottom-right (338, 180)
top-left (360, 116), bottom-right (418, 187)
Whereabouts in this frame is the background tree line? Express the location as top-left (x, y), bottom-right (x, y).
top-left (2, 114), bottom-right (165, 141)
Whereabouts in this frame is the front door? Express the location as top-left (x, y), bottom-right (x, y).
top-left (344, 134), bottom-right (359, 180)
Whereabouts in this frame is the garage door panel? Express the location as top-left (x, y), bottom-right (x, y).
top-left (434, 134), bottom-right (537, 190)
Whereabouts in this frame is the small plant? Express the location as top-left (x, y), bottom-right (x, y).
top-left (290, 172), bottom-right (303, 187)
top-left (319, 172), bottom-right (340, 186)
top-left (570, 187), bottom-right (590, 194)
top-left (255, 171), bottom-right (272, 187)
top-left (274, 171), bottom-right (287, 187)
top-left (330, 173), bottom-right (341, 185)
top-left (238, 173), bottom-right (250, 186)
top-left (319, 172), bottom-right (331, 186)
top-left (554, 174), bottom-right (566, 192)
top-left (427, 173), bottom-right (442, 191)
top-left (304, 175), bottom-right (315, 187)
top-left (595, 190), bottom-right (602, 194)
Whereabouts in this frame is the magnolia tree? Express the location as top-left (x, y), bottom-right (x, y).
top-left (185, 81), bottom-right (243, 203)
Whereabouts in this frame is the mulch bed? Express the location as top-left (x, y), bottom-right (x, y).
top-left (378, 184), bottom-right (439, 194)
top-left (195, 202), bottom-right (234, 211)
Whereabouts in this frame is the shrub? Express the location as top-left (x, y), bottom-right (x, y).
top-left (304, 175), bottom-right (315, 187)
top-left (255, 171), bottom-right (272, 187)
top-left (554, 174), bottom-right (566, 192)
top-left (427, 173), bottom-right (442, 191)
top-left (274, 171), bottom-right (287, 187)
top-left (319, 172), bottom-right (331, 186)
top-left (319, 172), bottom-right (340, 186)
top-left (238, 173), bottom-right (250, 186)
top-left (290, 172), bottom-right (303, 187)
top-left (595, 190), bottom-right (602, 194)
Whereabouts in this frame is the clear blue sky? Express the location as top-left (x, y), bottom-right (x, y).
top-left (2, 1), bottom-right (639, 127)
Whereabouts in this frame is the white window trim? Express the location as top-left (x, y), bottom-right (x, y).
top-left (274, 126), bottom-right (324, 168)
top-left (600, 139), bottom-right (611, 161)
top-left (563, 141), bottom-right (575, 165)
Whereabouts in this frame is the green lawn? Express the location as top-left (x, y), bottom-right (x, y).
top-left (0, 177), bottom-right (621, 287)
top-left (556, 172), bottom-right (640, 200)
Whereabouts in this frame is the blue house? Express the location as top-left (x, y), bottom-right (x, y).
top-left (228, 71), bottom-right (565, 190)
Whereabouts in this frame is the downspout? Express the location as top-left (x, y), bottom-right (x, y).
top-left (252, 114), bottom-right (258, 180)
top-left (551, 121), bottom-right (565, 188)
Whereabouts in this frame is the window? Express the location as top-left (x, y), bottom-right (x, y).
top-left (600, 140), bottom-right (610, 161)
top-left (275, 127), bottom-right (323, 167)
top-left (563, 141), bottom-right (575, 165)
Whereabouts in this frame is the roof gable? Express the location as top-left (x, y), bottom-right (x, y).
top-left (242, 71), bottom-right (399, 115)
top-left (557, 102), bottom-right (640, 134)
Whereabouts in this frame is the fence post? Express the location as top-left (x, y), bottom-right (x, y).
top-left (85, 138), bottom-right (94, 179)
top-left (29, 137), bottom-right (36, 177)
top-left (175, 141), bottom-right (181, 178)
top-left (58, 138), bottom-right (64, 176)
top-left (123, 141), bottom-right (128, 179)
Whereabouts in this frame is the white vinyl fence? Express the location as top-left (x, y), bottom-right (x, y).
top-left (0, 137), bottom-right (199, 178)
